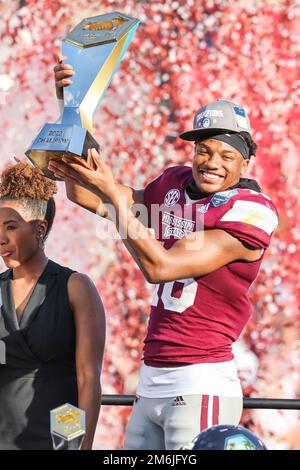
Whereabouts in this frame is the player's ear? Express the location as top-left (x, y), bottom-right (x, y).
top-left (241, 158), bottom-right (250, 175)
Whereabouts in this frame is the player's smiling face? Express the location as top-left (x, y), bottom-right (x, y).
top-left (192, 138), bottom-right (250, 193)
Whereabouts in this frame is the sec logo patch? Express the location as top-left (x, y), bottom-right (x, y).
top-left (164, 189), bottom-right (180, 207)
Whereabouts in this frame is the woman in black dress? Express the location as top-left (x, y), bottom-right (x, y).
top-left (0, 162), bottom-right (106, 450)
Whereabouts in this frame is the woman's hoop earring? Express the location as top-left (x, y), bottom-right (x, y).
top-left (38, 233), bottom-right (45, 250)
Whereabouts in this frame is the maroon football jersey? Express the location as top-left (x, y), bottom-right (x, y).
top-left (143, 166), bottom-right (278, 366)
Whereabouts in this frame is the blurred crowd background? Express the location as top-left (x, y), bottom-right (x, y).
top-left (0, 0), bottom-right (299, 449)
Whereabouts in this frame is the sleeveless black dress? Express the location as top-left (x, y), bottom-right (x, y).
top-left (0, 260), bottom-right (78, 450)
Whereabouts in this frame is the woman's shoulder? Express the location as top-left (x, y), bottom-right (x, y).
top-left (47, 259), bottom-right (75, 275)
top-left (67, 271), bottom-right (96, 291)
top-left (67, 272), bottom-right (103, 313)
top-left (46, 260), bottom-right (101, 311)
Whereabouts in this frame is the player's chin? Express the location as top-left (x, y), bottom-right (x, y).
top-left (195, 176), bottom-right (226, 193)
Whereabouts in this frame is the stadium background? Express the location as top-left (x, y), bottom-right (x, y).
top-left (0, 0), bottom-right (299, 449)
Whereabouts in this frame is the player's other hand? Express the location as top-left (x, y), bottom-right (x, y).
top-left (48, 148), bottom-right (117, 201)
top-left (53, 53), bottom-right (75, 99)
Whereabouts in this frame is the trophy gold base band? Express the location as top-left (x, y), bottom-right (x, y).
top-left (26, 124), bottom-right (99, 180)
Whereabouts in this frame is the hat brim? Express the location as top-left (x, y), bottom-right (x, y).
top-left (179, 127), bottom-right (239, 142)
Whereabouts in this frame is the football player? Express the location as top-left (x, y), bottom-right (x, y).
top-left (52, 62), bottom-right (278, 450)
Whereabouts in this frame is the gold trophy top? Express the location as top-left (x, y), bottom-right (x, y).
top-left (66, 11), bottom-right (139, 48)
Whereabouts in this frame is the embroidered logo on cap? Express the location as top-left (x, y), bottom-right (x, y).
top-left (202, 117), bottom-right (211, 128)
top-left (196, 109), bottom-right (224, 127)
top-left (233, 106), bottom-right (249, 130)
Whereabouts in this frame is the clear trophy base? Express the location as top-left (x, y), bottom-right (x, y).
top-left (51, 433), bottom-right (85, 450)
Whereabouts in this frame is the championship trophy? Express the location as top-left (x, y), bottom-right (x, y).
top-left (26, 12), bottom-right (140, 179)
top-left (50, 403), bottom-right (86, 450)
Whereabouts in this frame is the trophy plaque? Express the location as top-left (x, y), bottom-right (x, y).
top-left (50, 403), bottom-right (86, 450)
top-left (26, 12), bottom-right (140, 179)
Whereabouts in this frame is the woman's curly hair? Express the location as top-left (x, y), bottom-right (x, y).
top-left (0, 162), bottom-right (57, 239)
top-left (0, 162), bottom-right (57, 200)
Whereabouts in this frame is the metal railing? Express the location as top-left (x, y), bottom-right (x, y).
top-left (101, 395), bottom-right (300, 410)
